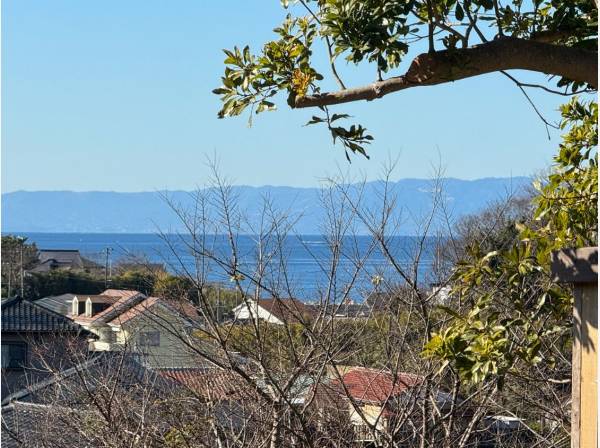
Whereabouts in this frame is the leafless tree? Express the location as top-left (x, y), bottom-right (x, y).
top-left (3, 161), bottom-right (569, 447)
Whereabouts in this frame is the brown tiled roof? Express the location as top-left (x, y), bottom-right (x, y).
top-left (74, 294), bottom-right (145, 325)
top-left (108, 297), bottom-right (160, 325)
top-left (67, 288), bottom-right (197, 328)
top-left (101, 289), bottom-right (142, 299)
top-left (256, 298), bottom-right (315, 323)
top-left (106, 297), bottom-right (200, 326)
top-left (74, 295), bottom-right (119, 304)
top-left (168, 301), bottom-right (200, 321)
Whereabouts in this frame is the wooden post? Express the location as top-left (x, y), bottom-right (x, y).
top-left (551, 247), bottom-right (598, 448)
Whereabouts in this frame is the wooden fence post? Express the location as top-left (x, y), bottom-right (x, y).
top-left (551, 247), bottom-right (598, 448)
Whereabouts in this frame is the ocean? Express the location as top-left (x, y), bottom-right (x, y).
top-left (15, 233), bottom-right (440, 301)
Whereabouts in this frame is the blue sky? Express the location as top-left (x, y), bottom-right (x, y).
top-left (1, 1), bottom-right (575, 192)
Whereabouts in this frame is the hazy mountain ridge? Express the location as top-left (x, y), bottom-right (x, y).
top-left (2, 177), bottom-right (531, 235)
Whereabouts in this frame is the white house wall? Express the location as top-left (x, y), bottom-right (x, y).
top-left (232, 300), bottom-right (284, 325)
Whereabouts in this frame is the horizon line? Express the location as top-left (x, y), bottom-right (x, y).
top-left (2, 175), bottom-right (532, 195)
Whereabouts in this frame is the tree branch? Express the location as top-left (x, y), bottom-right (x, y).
top-left (294, 38), bottom-right (597, 108)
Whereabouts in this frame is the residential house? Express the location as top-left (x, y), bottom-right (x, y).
top-left (1, 352), bottom-right (169, 446)
top-left (231, 298), bottom-right (316, 325)
top-left (27, 249), bottom-right (101, 274)
top-left (363, 291), bottom-right (403, 314)
top-left (1, 297), bottom-right (88, 399)
top-left (33, 293), bottom-right (76, 315)
top-left (1, 401), bottom-right (92, 448)
top-left (322, 301), bottom-right (372, 320)
top-left (313, 366), bottom-right (424, 442)
top-left (0, 352), bottom-right (251, 447)
top-left (38, 289), bottom-right (205, 368)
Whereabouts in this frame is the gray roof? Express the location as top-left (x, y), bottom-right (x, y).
top-left (28, 250), bottom-right (101, 273)
top-left (38, 249), bottom-right (84, 266)
top-left (2, 401), bottom-right (96, 448)
top-left (1, 352), bottom-right (178, 406)
top-left (1, 297), bottom-right (83, 333)
top-left (35, 294), bottom-right (76, 316)
top-left (27, 259), bottom-right (57, 273)
top-left (2, 401), bottom-right (49, 448)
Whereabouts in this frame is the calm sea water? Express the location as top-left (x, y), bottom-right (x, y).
top-left (16, 233), bottom-right (440, 301)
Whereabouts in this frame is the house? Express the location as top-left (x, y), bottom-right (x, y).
top-left (1, 297), bottom-right (88, 399)
top-left (1, 401), bottom-right (93, 448)
top-left (1, 352), bottom-right (169, 446)
top-left (27, 249), bottom-right (101, 274)
top-left (231, 298), bottom-right (315, 325)
top-left (314, 366), bottom-right (423, 441)
top-left (33, 293), bottom-right (76, 315)
top-left (322, 302), bottom-right (372, 319)
top-left (0, 352), bottom-right (250, 447)
top-left (37, 289), bottom-right (205, 368)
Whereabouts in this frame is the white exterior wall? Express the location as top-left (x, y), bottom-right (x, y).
top-left (232, 300), bottom-right (284, 325)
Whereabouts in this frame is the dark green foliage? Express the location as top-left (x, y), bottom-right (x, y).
top-left (24, 271), bottom-right (105, 299)
top-left (1, 235), bottom-right (39, 297)
top-left (424, 98), bottom-right (597, 385)
top-left (23, 269), bottom-right (157, 300)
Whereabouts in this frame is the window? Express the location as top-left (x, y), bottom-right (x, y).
top-left (1, 343), bottom-right (27, 369)
top-left (92, 303), bottom-right (110, 314)
top-left (137, 331), bottom-right (160, 347)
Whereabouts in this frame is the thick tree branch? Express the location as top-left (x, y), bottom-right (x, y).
top-left (295, 38), bottom-right (597, 108)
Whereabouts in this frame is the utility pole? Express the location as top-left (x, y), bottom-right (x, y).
top-left (17, 236), bottom-right (25, 298)
top-left (104, 247), bottom-right (113, 288)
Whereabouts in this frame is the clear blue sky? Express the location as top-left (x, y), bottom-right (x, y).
top-left (1, 1), bottom-right (575, 192)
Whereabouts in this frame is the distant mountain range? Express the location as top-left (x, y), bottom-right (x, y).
top-left (2, 177), bottom-right (531, 235)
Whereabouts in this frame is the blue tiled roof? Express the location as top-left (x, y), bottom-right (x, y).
top-left (1, 297), bottom-right (82, 333)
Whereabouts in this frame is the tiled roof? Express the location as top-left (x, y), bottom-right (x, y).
top-left (2, 401), bottom-right (100, 447)
top-left (318, 367), bottom-right (422, 405)
top-left (156, 368), bottom-right (259, 401)
top-left (102, 289), bottom-right (142, 299)
top-left (338, 368), bottom-right (421, 403)
top-left (76, 294), bottom-right (145, 325)
top-left (62, 289), bottom-right (198, 325)
top-left (74, 294), bottom-right (119, 304)
top-left (1, 297), bottom-right (83, 333)
top-left (168, 300), bottom-right (201, 321)
top-left (38, 249), bottom-right (84, 266)
top-left (256, 298), bottom-right (315, 323)
top-left (35, 294), bottom-right (76, 315)
top-left (2, 402), bottom-right (58, 448)
top-left (108, 296), bottom-right (160, 325)
top-left (27, 260), bottom-right (57, 273)
top-left (107, 297), bottom-right (201, 326)
top-left (70, 290), bottom-right (144, 325)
